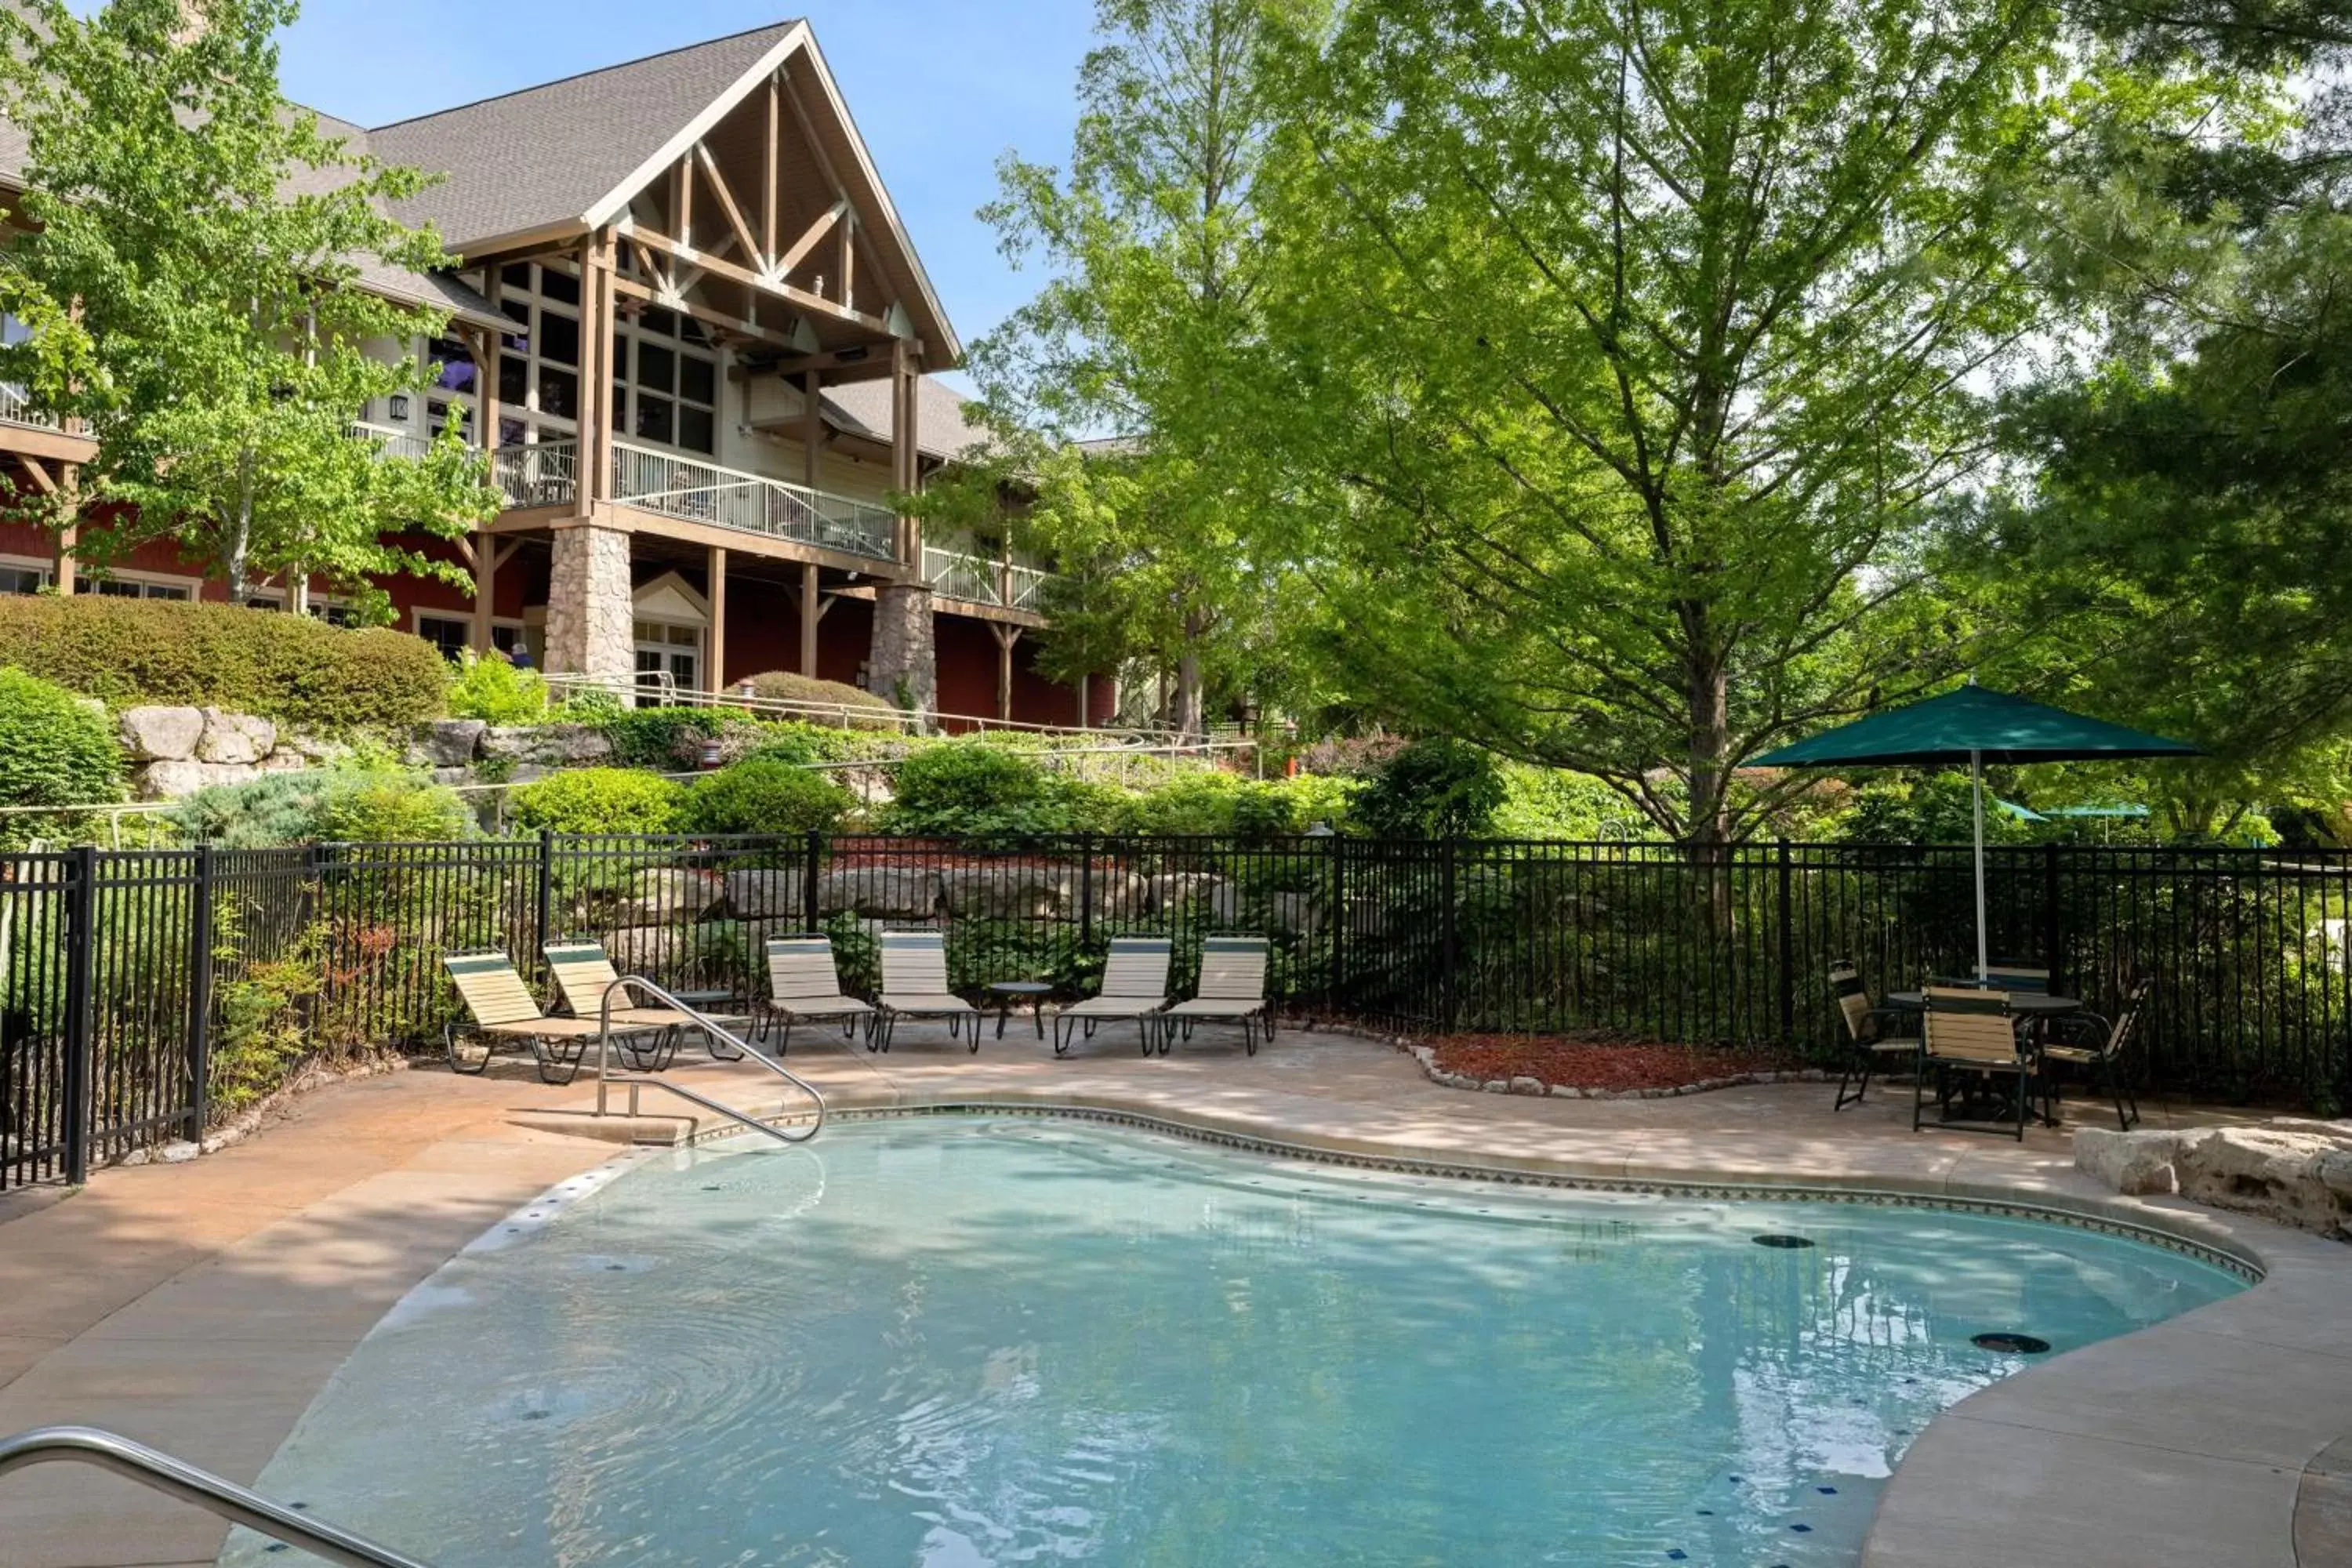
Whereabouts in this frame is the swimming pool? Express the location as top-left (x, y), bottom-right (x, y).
top-left (226, 1117), bottom-right (2244, 1567)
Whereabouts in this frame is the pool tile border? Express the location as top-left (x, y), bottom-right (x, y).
top-left (794, 1100), bottom-right (2267, 1283)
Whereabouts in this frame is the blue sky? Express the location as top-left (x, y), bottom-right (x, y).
top-left (278, 2), bottom-right (1096, 388)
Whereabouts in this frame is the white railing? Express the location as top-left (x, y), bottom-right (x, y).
top-left (611, 441), bottom-right (898, 561)
top-left (921, 547), bottom-right (1059, 611)
top-left (0, 383), bottom-right (65, 433)
top-left (492, 439), bottom-right (579, 510)
top-left (350, 421), bottom-right (437, 461)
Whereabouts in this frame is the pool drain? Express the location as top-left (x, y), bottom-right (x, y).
top-left (1970, 1331), bottom-right (2052, 1354)
top-left (1751, 1234), bottom-right (1816, 1249)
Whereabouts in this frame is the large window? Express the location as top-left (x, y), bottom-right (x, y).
top-left (94, 576), bottom-right (192, 601)
top-left (491, 263), bottom-right (583, 446)
top-left (616, 309), bottom-right (717, 457)
top-left (469, 262), bottom-right (720, 459)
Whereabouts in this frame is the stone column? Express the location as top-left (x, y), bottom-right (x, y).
top-left (868, 583), bottom-right (936, 717)
top-left (543, 524), bottom-right (634, 683)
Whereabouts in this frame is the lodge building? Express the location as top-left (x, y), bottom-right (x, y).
top-left (0, 20), bottom-right (1104, 727)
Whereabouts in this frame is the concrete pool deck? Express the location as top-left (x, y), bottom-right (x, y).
top-left (0, 1022), bottom-right (2344, 1567)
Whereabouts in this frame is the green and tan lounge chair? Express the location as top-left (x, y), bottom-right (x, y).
top-left (1829, 956), bottom-right (1920, 1109)
top-left (755, 935), bottom-right (873, 1054)
top-left (442, 951), bottom-right (659, 1085)
top-left (542, 938), bottom-right (744, 1069)
top-left (1163, 936), bottom-right (1274, 1056)
top-left (1054, 936), bottom-right (1174, 1058)
top-left (873, 930), bottom-right (978, 1054)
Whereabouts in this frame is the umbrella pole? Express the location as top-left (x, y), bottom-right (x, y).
top-left (1971, 748), bottom-right (1989, 981)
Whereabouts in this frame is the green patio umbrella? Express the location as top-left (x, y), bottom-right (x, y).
top-left (1752, 684), bottom-right (2201, 978)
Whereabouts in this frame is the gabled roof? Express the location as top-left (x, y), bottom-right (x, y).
top-left (369, 22), bottom-right (797, 257)
top-left (822, 376), bottom-right (994, 465)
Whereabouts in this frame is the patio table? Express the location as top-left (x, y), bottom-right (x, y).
top-left (1886, 990), bottom-right (2081, 1127)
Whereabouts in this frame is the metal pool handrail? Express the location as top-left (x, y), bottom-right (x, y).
top-left (595, 974), bottom-right (826, 1143)
top-left (0, 1425), bottom-right (436, 1568)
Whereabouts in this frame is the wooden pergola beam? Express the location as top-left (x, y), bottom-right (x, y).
top-left (617, 220), bottom-right (891, 335)
top-left (608, 268), bottom-right (803, 351)
top-left (776, 199), bottom-right (846, 282)
top-left (694, 143), bottom-right (764, 275)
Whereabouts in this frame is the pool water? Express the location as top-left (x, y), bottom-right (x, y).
top-left (226, 1119), bottom-right (2243, 1567)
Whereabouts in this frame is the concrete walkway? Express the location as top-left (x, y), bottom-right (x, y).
top-left (0, 1021), bottom-right (2344, 1567)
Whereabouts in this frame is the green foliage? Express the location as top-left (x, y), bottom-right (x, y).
top-left (594, 707), bottom-right (764, 770)
top-left (209, 924), bottom-right (321, 1116)
top-left (1116, 768), bottom-right (1355, 838)
top-left (681, 760), bottom-right (855, 837)
top-left (1492, 766), bottom-right (1645, 841)
top-left (748, 720), bottom-right (902, 768)
top-left (1835, 773), bottom-right (2042, 848)
top-left (0, 666), bottom-right (122, 846)
top-left (1353, 739), bottom-right (1506, 840)
top-left (873, 741), bottom-right (1125, 837)
top-left (166, 754), bottom-right (469, 846)
top-left (736, 670), bottom-right (902, 729)
top-left (0, 0), bottom-right (499, 604)
top-left (445, 651), bottom-right (548, 724)
top-left (509, 768), bottom-right (684, 837)
top-left (0, 594), bottom-right (448, 731)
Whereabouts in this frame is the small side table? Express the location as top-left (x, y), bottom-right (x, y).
top-left (988, 981), bottom-right (1054, 1040)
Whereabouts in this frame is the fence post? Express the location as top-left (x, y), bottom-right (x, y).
top-left (184, 844), bottom-right (215, 1142)
top-left (2042, 840), bottom-right (2063, 992)
top-left (1327, 835), bottom-right (1345, 1014)
top-left (1439, 837), bottom-right (1459, 1031)
top-left (1079, 833), bottom-right (1094, 949)
top-left (802, 830), bottom-right (823, 932)
top-left (61, 844), bottom-right (96, 1185)
top-left (1777, 837), bottom-right (1795, 1043)
top-left (534, 828), bottom-right (555, 959)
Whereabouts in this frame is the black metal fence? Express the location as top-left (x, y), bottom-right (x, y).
top-left (5, 833), bottom-right (2350, 1189)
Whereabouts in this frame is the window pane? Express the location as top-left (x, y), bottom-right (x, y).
top-left (634, 394), bottom-right (673, 444)
top-left (499, 414), bottom-right (528, 447)
top-left (538, 267), bottom-right (580, 306)
top-left (499, 354), bottom-right (527, 406)
top-left (680, 316), bottom-right (711, 347)
top-left (146, 583), bottom-right (191, 601)
top-left (95, 579), bottom-right (139, 597)
top-left (677, 404), bottom-right (715, 455)
top-left (426, 336), bottom-right (475, 394)
top-left (637, 343), bottom-right (676, 394)
top-left (500, 262), bottom-right (532, 292)
top-left (641, 307), bottom-right (677, 338)
top-left (0, 564), bottom-right (46, 594)
top-left (418, 615), bottom-right (470, 659)
top-left (538, 312), bottom-right (579, 367)
top-left (538, 365), bottom-right (578, 419)
top-left (679, 355), bottom-right (714, 406)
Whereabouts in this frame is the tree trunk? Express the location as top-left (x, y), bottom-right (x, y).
top-left (1685, 644), bottom-right (1736, 931)
top-left (224, 451), bottom-right (255, 605)
top-left (1174, 651), bottom-right (1204, 743)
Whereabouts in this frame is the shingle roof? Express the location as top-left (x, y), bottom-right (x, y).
top-left (822, 376), bottom-right (995, 465)
top-left (368, 22), bottom-right (800, 254)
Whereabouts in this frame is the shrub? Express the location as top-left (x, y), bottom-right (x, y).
top-left (0, 667), bottom-right (122, 847)
top-left (737, 670), bottom-right (902, 729)
top-left (446, 650), bottom-right (548, 724)
top-left (310, 765), bottom-right (474, 843)
top-left (1353, 737), bottom-right (1506, 839)
top-left (682, 759), bottom-right (855, 837)
top-left (509, 768), bottom-right (684, 835)
top-left (595, 706), bottom-right (766, 769)
top-left (1492, 765), bottom-right (1638, 840)
top-left (0, 593), bottom-right (447, 731)
top-left (877, 742), bottom-right (1063, 836)
top-left (166, 756), bottom-right (471, 846)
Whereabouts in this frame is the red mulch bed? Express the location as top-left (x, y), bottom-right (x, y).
top-left (1425, 1031), bottom-right (1804, 1091)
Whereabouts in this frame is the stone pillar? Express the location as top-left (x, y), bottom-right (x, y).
top-left (868, 583), bottom-right (936, 717)
top-left (543, 524), bottom-right (634, 683)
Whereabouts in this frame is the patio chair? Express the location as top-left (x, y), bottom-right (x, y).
top-left (1163, 936), bottom-right (1275, 1057)
top-left (1915, 985), bottom-right (2033, 1141)
top-left (1828, 957), bottom-right (1920, 1110)
top-left (2038, 978), bottom-right (2148, 1131)
top-left (541, 939), bottom-right (744, 1070)
top-left (754, 935), bottom-right (873, 1054)
top-left (1053, 937), bottom-right (1174, 1058)
top-left (872, 930), bottom-right (978, 1054)
top-left (1983, 964), bottom-right (2052, 994)
top-left (442, 951), bottom-right (661, 1086)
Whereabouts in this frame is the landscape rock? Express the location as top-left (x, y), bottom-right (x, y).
top-left (939, 862), bottom-right (1074, 920)
top-left (601, 924), bottom-right (684, 975)
top-left (136, 758), bottom-right (261, 800)
top-left (278, 731), bottom-right (347, 764)
top-left (817, 864), bottom-right (942, 920)
top-left (2074, 1127), bottom-right (2185, 1196)
top-left (195, 708), bottom-right (276, 765)
top-left (2075, 1118), bottom-right (2352, 1235)
top-left (117, 706), bottom-right (205, 762)
top-left (410, 719), bottom-right (488, 768)
top-left (604, 867), bottom-right (721, 926)
top-left (724, 866), bottom-right (805, 921)
top-left (481, 723), bottom-right (614, 767)
top-left (1508, 1075), bottom-right (1545, 1096)
top-left (1145, 873), bottom-right (1225, 913)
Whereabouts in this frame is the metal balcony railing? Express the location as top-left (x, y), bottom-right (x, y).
top-left (0, 383), bottom-right (66, 433)
top-left (920, 547), bottom-right (1058, 611)
top-left (349, 420), bottom-right (437, 461)
top-left (492, 438), bottom-right (898, 563)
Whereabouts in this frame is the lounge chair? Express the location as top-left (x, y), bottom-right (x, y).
top-left (542, 938), bottom-right (743, 1069)
top-left (2039, 978), bottom-right (2147, 1131)
top-left (1915, 985), bottom-right (2032, 1141)
top-left (873, 930), bottom-right (978, 1053)
top-left (1829, 956), bottom-right (1919, 1109)
top-left (442, 951), bottom-right (661, 1085)
top-left (1053, 936), bottom-right (1174, 1058)
top-left (754, 935), bottom-right (873, 1054)
top-left (1163, 936), bottom-right (1274, 1056)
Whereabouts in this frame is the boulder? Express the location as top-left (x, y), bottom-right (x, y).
top-left (607, 867), bottom-right (721, 926)
top-left (939, 862), bottom-right (1074, 920)
top-left (278, 731), bottom-right (347, 764)
top-left (1145, 872), bottom-right (1225, 913)
top-left (409, 720), bottom-right (488, 768)
top-left (481, 724), bottom-right (614, 767)
top-left (1269, 891), bottom-right (1323, 935)
top-left (602, 924), bottom-right (684, 975)
top-left (136, 758), bottom-right (262, 800)
top-left (817, 864), bottom-right (942, 920)
top-left (725, 866), bottom-right (803, 921)
top-left (2072, 1127), bottom-right (2183, 1196)
top-left (117, 706), bottom-right (205, 762)
top-left (1086, 870), bottom-right (1149, 920)
top-left (195, 708), bottom-right (276, 766)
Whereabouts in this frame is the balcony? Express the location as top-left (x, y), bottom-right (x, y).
top-left (492, 438), bottom-right (898, 563)
top-left (350, 420), bottom-right (437, 460)
top-left (0, 383), bottom-right (62, 434)
top-left (921, 546), bottom-right (1054, 612)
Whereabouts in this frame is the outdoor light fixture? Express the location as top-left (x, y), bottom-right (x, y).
top-left (388, 394), bottom-right (411, 422)
top-left (1305, 821), bottom-right (1337, 837)
top-left (699, 738), bottom-right (724, 770)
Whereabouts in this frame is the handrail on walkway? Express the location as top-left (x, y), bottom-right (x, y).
top-left (0, 1425), bottom-right (435, 1568)
top-left (594, 974), bottom-right (826, 1144)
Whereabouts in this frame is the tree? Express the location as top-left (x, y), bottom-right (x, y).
top-left (1219, 0), bottom-right (2145, 851)
top-left (0, 0), bottom-right (499, 614)
top-left (975, 0), bottom-right (1322, 739)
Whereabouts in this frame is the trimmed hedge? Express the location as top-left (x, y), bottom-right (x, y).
top-left (0, 594), bottom-right (448, 733)
top-left (510, 768), bottom-right (685, 835)
top-left (738, 669), bottom-right (902, 728)
top-left (0, 667), bottom-right (122, 848)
